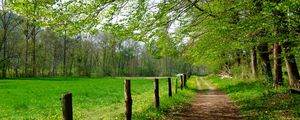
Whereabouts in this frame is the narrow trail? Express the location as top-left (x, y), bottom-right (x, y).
top-left (168, 77), bottom-right (243, 120)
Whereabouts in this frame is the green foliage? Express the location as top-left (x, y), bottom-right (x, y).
top-left (8, 0), bottom-right (300, 65)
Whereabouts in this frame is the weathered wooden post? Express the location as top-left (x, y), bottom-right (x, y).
top-left (175, 78), bottom-right (178, 94)
top-left (183, 73), bottom-right (187, 87)
top-left (124, 80), bottom-right (132, 120)
top-left (168, 77), bottom-right (172, 97)
top-left (61, 93), bottom-right (73, 120)
top-left (180, 75), bottom-right (183, 90)
top-left (154, 78), bottom-right (159, 110)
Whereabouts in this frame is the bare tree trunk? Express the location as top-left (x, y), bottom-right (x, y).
top-left (69, 52), bottom-right (74, 76)
top-left (24, 21), bottom-right (30, 77)
top-left (284, 54), bottom-right (300, 87)
top-left (15, 57), bottom-right (19, 77)
top-left (32, 26), bottom-right (36, 77)
top-left (52, 46), bottom-right (57, 76)
top-left (236, 49), bottom-right (241, 65)
top-left (15, 68), bottom-right (18, 77)
top-left (251, 46), bottom-right (258, 79)
top-left (273, 43), bottom-right (283, 86)
top-left (42, 38), bottom-right (47, 77)
top-left (25, 37), bottom-right (29, 77)
top-left (257, 43), bottom-right (273, 82)
top-left (63, 30), bottom-right (67, 76)
top-left (102, 46), bottom-right (107, 76)
top-left (282, 42), bottom-right (300, 87)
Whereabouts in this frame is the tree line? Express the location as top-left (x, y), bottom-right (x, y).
top-left (0, 1), bottom-right (200, 78)
top-left (2, 0), bottom-right (299, 87)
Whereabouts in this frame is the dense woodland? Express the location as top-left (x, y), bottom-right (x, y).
top-left (0, 0), bottom-right (299, 87)
top-left (0, 0), bottom-right (197, 77)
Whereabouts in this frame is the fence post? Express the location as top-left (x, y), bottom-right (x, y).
top-left (154, 78), bottom-right (159, 110)
top-left (124, 80), bottom-right (132, 120)
top-left (180, 75), bottom-right (183, 90)
top-left (183, 73), bottom-right (187, 87)
top-left (168, 77), bottom-right (172, 97)
top-left (175, 78), bottom-right (178, 94)
top-left (61, 93), bottom-right (73, 120)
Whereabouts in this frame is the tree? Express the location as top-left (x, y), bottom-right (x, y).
top-left (273, 43), bottom-right (283, 86)
top-left (0, 0), bottom-right (23, 78)
top-left (251, 46), bottom-right (258, 79)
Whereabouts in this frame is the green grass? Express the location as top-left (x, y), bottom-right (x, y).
top-left (207, 75), bottom-right (300, 120)
top-left (199, 78), bottom-right (209, 91)
top-left (0, 77), bottom-right (197, 120)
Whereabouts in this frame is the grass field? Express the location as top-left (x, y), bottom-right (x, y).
top-left (207, 75), bottom-right (300, 120)
top-left (0, 77), bottom-right (197, 120)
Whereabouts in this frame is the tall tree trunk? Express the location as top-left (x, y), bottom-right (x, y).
top-left (282, 42), bottom-right (300, 87)
top-left (15, 57), bottom-right (19, 77)
top-left (32, 26), bottom-right (36, 77)
top-left (257, 43), bottom-right (273, 82)
top-left (52, 47), bottom-right (56, 76)
top-left (69, 51), bottom-right (74, 76)
top-left (273, 43), bottom-right (283, 86)
top-left (42, 38), bottom-right (47, 77)
top-left (102, 46), bottom-right (107, 76)
top-left (236, 49), bottom-right (241, 65)
top-left (63, 30), bottom-right (67, 76)
top-left (25, 35), bottom-right (29, 77)
top-left (251, 46), bottom-right (258, 79)
top-left (24, 21), bottom-right (30, 77)
top-left (15, 68), bottom-right (18, 77)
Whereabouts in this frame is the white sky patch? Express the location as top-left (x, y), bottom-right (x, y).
top-left (133, 30), bottom-right (141, 34)
top-left (168, 20), bottom-right (180, 33)
top-left (147, 0), bottom-right (162, 13)
top-left (110, 5), bottom-right (130, 25)
top-left (121, 39), bottom-right (145, 55)
top-left (0, 1), bottom-right (3, 10)
top-left (122, 39), bottom-right (145, 48)
top-left (182, 37), bottom-right (190, 45)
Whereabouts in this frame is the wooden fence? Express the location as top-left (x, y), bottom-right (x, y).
top-left (60, 73), bottom-right (190, 120)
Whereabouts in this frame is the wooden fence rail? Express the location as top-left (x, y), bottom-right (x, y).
top-left (154, 78), bottom-right (160, 110)
top-left (180, 75), bottom-right (183, 90)
top-left (124, 80), bottom-right (132, 120)
top-left (61, 93), bottom-right (73, 120)
top-left (59, 75), bottom-right (189, 120)
top-left (168, 77), bottom-right (172, 97)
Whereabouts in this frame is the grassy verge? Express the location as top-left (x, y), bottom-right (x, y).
top-left (133, 76), bottom-right (198, 119)
top-left (0, 77), bottom-right (197, 119)
top-left (207, 75), bottom-right (300, 120)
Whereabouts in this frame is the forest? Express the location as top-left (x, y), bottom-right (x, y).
top-left (0, 0), bottom-right (300, 119)
top-left (0, 0), bottom-right (197, 78)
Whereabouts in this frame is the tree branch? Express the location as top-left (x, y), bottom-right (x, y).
top-left (187, 0), bottom-right (217, 18)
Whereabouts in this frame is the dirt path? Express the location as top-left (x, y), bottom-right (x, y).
top-left (168, 77), bottom-right (243, 120)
